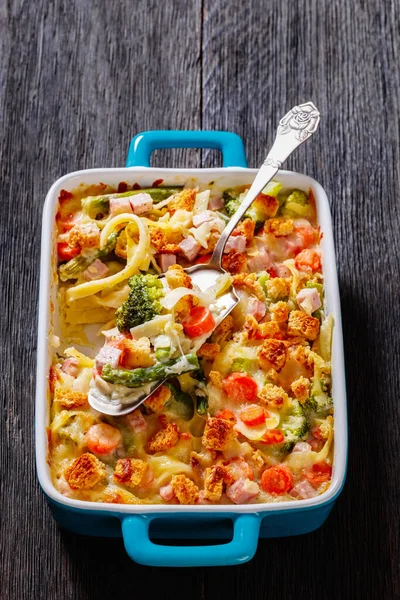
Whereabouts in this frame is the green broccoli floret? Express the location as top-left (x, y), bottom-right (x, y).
top-left (279, 399), bottom-right (309, 453)
top-left (115, 273), bottom-right (164, 332)
top-left (281, 189), bottom-right (313, 218)
top-left (303, 380), bottom-right (333, 418)
top-left (286, 190), bottom-right (309, 205)
top-left (223, 189), bottom-right (242, 217)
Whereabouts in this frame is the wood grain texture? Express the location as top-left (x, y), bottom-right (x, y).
top-left (1, 0), bottom-right (400, 598)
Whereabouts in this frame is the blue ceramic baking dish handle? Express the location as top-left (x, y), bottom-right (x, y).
top-left (121, 513), bottom-right (260, 567)
top-left (126, 130), bottom-right (248, 168)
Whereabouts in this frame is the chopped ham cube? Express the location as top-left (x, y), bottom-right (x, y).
top-left (158, 253), bottom-right (177, 272)
top-left (197, 491), bottom-right (214, 505)
top-left (247, 297), bottom-right (266, 321)
top-left (226, 478), bottom-right (259, 504)
top-left (296, 287), bottom-right (322, 315)
top-left (109, 197), bottom-right (133, 216)
top-left (208, 196), bottom-right (224, 211)
top-left (95, 345), bottom-right (122, 370)
top-left (61, 357), bottom-right (79, 377)
top-left (126, 409), bottom-right (148, 433)
top-left (160, 484), bottom-right (175, 501)
top-left (247, 250), bottom-right (273, 272)
top-left (192, 210), bottom-right (214, 227)
top-left (179, 236), bottom-right (201, 261)
top-left (224, 235), bottom-right (247, 254)
top-left (129, 193), bottom-right (153, 215)
top-left (292, 441), bottom-right (312, 453)
top-left (275, 264), bottom-right (292, 278)
top-left (83, 259), bottom-right (109, 281)
top-left (290, 479), bottom-right (317, 500)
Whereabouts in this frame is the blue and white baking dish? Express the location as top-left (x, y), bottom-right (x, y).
top-left (36, 130), bottom-right (348, 567)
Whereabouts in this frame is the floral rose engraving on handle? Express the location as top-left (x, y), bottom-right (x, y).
top-left (278, 102), bottom-right (320, 141)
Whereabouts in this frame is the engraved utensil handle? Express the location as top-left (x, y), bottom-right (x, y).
top-left (209, 101), bottom-right (321, 269)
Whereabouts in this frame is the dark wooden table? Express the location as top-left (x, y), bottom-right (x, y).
top-left (1, 0), bottom-right (399, 598)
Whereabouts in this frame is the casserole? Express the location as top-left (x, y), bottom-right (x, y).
top-left (36, 130), bottom-right (347, 567)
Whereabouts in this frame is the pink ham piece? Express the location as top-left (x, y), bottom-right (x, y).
top-left (159, 484), bottom-right (175, 502)
top-left (179, 236), bottom-right (201, 261)
top-left (192, 210), bottom-right (214, 227)
top-left (296, 287), bottom-right (322, 314)
top-left (274, 264), bottom-right (292, 278)
top-left (290, 479), bottom-right (317, 500)
top-left (224, 235), bottom-right (247, 254)
top-left (197, 491), bottom-right (213, 505)
top-left (292, 441), bottom-right (312, 453)
top-left (247, 250), bottom-right (273, 272)
top-left (83, 259), bottom-right (109, 281)
top-left (95, 345), bottom-right (122, 370)
top-left (158, 253), bottom-right (177, 272)
top-left (208, 196), bottom-right (224, 211)
top-left (126, 409), bottom-right (148, 433)
top-left (226, 478), bottom-right (259, 504)
top-left (109, 197), bottom-right (133, 217)
top-left (61, 357), bottom-right (79, 377)
top-left (247, 297), bottom-right (266, 321)
top-left (129, 193), bottom-right (153, 215)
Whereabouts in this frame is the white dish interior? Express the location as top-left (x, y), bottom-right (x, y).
top-left (36, 167), bottom-right (347, 514)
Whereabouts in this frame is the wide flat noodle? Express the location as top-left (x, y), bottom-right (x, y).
top-left (66, 214), bottom-right (149, 303)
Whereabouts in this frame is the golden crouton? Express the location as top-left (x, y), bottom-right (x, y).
top-left (232, 218), bottom-right (255, 243)
top-left (291, 376), bottom-right (311, 403)
top-left (119, 337), bottom-right (155, 369)
top-left (244, 315), bottom-right (259, 340)
top-left (203, 465), bottom-right (227, 502)
top-left (258, 339), bottom-right (287, 371)
top-left (291, 344), bottom-right (312, 368)
top-left (149, 226), bottom-right (180, 254)
top-left (269, 301), bottom-right (289, 323)
top-left (208, 371), bottom-right (224, 389)
top-left (214, 315), bottom-right (234, 337)
top-left (113, 458), bottom-right (148, 488)
top-left (115, 229), bottom-right (128, 259)
top-left (288, 310), bottom-right (320, 341)
top-left (54, 387), bottom-right (88, 409)
top-left (144, 385), bottom-right (171, 412)
top-left (64, 453), bottom-right (106, 490)
top-left (202, 416), bottom-right (236, 451)
top-left (256, 193), bottom-right (280, 218)
top-left (264, 218), bottom-right (294, 237)
top-left (222, 249), bottom-right (247, 274)
top-left (197, 343), bottom-right (220, 360)
top-left (258, 383), bottom-right (289, 408)
top-left (318, 419), bottom-right (332, 439)
top-left (68, 223), bottom-right (100, 248)
top-left (265, 277), bottom-right (291, 301)
top-left (170, 474), bottom-right (199, 504)
top-left (147, 419), bottom-right (179, 454)
top-left (168, 189), bottom-right (196, 214)
top-left (165, 264), bottom-right (193, 289)
top-left (232, 273), bottom-right (266, 301)
top-left (257, 320), bottom-right (282, 339)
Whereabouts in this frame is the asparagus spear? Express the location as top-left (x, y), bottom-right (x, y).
top-left (58, 231), bottom-right (120, 282)
top-left (82, 187), bottom-right (183, 217)
top-left (101, 353), bottom-right (199, 388)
